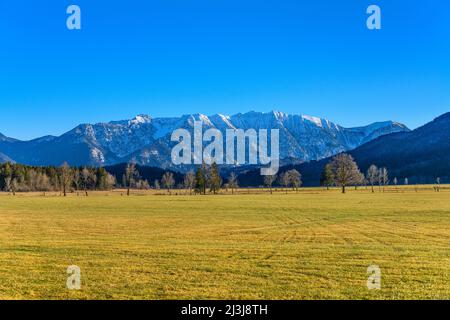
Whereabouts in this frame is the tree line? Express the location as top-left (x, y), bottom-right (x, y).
top-left (318, 153), bottom-right (442, 193)
top-left (0, 162), bottom-right (116, 196)
top-left (0, 153), bottom-right (443, 195)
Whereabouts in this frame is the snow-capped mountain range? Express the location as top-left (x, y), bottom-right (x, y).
top-left (0, 111), bottom-right (409, 169)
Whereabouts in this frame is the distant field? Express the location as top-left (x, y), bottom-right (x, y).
top-left (0, 186), bottom-right (449, 299)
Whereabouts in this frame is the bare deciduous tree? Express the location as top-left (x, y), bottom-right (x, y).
top-left (105, 174), bottom-right (116, 190)
top-left (11, 178), bottom-right (18, 196)
top-left (378, 167), bottom-right (389, 192)
top-left (287, 169), bottom-right (302, 192)
top-left (162, 172), bottom-right (175, 194)
top-left (366, 165), bottom-right (378, 193)
top-left (329, 154), bottom-right (362, 194)
top-left (279, 171), bottom-right (290, 194)
top-left (81, 167), bottom-right (96, 196)
top-left (354, 171), bottom-right (365, 190)
top-left (264, 174), bottom-right (277, 194)
top-left (60, 162), bottom-right (73, 197)
top-left (125, 162), bottom-right (138, 196)
top-left (227, 172), bottom-right (239, 194)
top-left (183, 171), bottom-right (196, 195)
top-left (4, 176), bottom-right (11, 193)
top-left (73, 169), bottom-right (80, 194)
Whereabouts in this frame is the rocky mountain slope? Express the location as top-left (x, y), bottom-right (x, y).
top-left (0, 111), bottom-right (409, 168)
top-left (237, 112), bottom-right (450, 186)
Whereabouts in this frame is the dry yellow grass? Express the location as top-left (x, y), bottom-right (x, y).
top-left (0, 186), bottom-right (449, 299)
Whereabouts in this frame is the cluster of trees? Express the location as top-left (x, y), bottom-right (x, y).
top-left (1, 154), bottom-right (442, 196)
top-left (124, 162), bottom-right (228, 195)
top-left (263, 169), bottom-right (302, 194)
top-left (0, 161), bottom-right (185, 196)
top-left (0, 162), bottom-right (115, 195)
top-left (120, 163), bottom-right (304, 196)
top-left (318, 154), bottom-right (388, 193)
top-left (318, 153), bottom-right (428, 193)
top-left (119, 162), bottom-right (179, 195)
top-left (188, 162), bottom-right (223, 195)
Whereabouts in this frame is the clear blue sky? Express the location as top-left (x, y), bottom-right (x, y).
top-left (1, 0), bottom-right (449, 140)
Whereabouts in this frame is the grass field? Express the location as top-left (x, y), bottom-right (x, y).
top-left (0, 186), bottom-right (449, 300)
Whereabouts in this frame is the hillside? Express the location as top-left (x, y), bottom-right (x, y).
top-left (237, 112), bottom-right (450, 186)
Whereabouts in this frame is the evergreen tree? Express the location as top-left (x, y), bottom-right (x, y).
top-left (209, 162), bottom-right (222, 194)
top-left (96, 167), bottom-right (108, 190)
top-left (195, 165), bottom-right (206, 195)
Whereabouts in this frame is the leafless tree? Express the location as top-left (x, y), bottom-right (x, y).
top-left (329, 154), bottom-right (363, 194)
top-left (184, 171), bottom-right (196, 195)
top-left (81, 167), bottom-right (96, 196)
top-left (60, 162), bottom-right (73, 197)
top-left (73, 169), bottom-right (80, 194)
top-left (227, 172), bottom-right (239, 194)
top-left (354, 171), bottom-right (365, 190)
top-left (279, 171), bottom-right (290, 194)
top-left (4, 176), bottom-right (11, 193)
top-left (162, 172), bottom-right (175, 194)
top-left (366, 165), bottom-right (378, 193)
top-left (378, 167), bottom-right (389, 192)
top-left (125, 162), bottom-right (138, 196)
top-left (37, 173), bottom-right (51, 191)
top-left (264, 174), bottom-right (277, 194)
top-left (11, 178), bottom-right (18, 196)
top-left (105, 174), bottom-right (116, 190)
top-left (287, 169), bottom-right (302, 192)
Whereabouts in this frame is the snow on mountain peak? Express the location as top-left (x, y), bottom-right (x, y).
top-left (302, 115), bottom-right (323, 127)
top-left (188, 113), bottom-right (213, 126)
top-left (270, 110), bottom-right (290, 121)
top-left (0, 111), bottom-right (410, 168)
top-left (198, 114), bottom-right (211, 123)
top-left (217, 113), bottom-right (230, 121)
top-left (130, 114), bottom-right (152, 125)
top-left (210, 114), bottom-right (236, 129)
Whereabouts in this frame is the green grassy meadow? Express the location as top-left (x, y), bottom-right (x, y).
top-left (0, 187), bottom-right (449, 300)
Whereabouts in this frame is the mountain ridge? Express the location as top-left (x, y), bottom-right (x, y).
top-left (237, 112), bottom-right (450, 186)
top-left (0, 110), bottom-right (410, 168)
